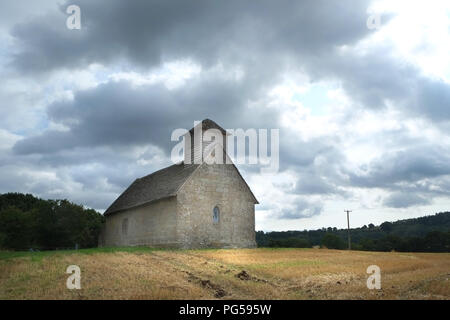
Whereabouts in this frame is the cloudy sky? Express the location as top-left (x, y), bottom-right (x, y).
top-left (1, 0), bottom-right (450, 231)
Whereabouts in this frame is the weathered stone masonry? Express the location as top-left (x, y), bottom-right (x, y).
top-left (176, 163), bottom-right (256, 248)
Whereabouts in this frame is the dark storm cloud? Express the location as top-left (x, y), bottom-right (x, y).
top-left (13, 70), bottom-right (277, 156)
top-left (278, 198), bottom-right (323, 219)
top-left (277, 132), bottom-right (351, 197)
top-left (294, 172), bottom-right (349, 196)
top-left (383, 192), bottom-right (431, 208)
top-left (8, 0), bottom-right (449, 133)
top-left (0, 143), bottom-right (170, 209)
top-left (348, 145), bottom-right (450, 188)
top-left (304, 48), bottom-right (450, 122)
top-left (282, 136), bottom-right (450, 202)
top-left (18, 0), bottom-right (450, 128)
top-left (10, 0), bottom-right (373, 73)
top-left (8, 0), bottom-right (389, 168)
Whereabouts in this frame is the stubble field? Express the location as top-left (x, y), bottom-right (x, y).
top-left (0, 247), bottom-right (448, 300)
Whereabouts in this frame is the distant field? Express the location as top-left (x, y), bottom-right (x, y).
top-left (0, 247), bottom-right (448, 300)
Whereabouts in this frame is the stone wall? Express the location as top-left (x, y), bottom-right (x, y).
top-left (176, 163), bottom-right (256, 248)
top-left (101, 197), bottom-right (178, 247)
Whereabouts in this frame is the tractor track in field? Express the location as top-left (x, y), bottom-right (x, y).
top-left (149, 251), bottom-right (287, 299)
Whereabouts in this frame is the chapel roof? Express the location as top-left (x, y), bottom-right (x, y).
top-left (104, 162), bottom-right (199, 215)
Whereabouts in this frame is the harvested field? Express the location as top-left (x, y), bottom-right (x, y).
top-left (0, 247), bottom-right (448, 300)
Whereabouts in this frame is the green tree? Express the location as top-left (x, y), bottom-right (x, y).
top-left (0, 193), bottom-right (105, 250)
top-left (0, 207), bottom-right (32, 249)
top-left (380, 222), bottom-right (393, 233)
top-left (423, 231), bottom-right (450, 252)
top-left (321, 233), bottom-right (346, 249)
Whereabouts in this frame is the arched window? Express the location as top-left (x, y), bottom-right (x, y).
top-left (122, 218), bottom-right (128, 236)
top-left (213, 206), bottom-right (220, 224)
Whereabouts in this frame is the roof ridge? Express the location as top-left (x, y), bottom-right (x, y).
top-left (137, 162), bottom-right (184, 180)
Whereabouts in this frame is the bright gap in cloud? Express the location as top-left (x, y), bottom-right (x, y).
top-left (368, 0), bottom-right (450, 82)
top-left (109, 60), bottom-right (202, 89)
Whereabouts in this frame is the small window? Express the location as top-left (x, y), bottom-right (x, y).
top-left (213, 206), bottom-right (220, 224)
top-left (122, 218), bottom-right (128, 236)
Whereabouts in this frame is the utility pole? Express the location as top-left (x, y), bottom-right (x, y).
top-left (344, 210), bottom-right (352, 250)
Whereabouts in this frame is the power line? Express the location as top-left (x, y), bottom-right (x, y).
top-left (344, 210), bottom-right (352, 250)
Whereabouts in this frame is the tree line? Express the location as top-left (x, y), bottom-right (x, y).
top-left (256, 211), bottom-right (450, 252)
top-left (1, 192), bottom-right (449, 252)
top-left (0, 193), bottom-right (105, 250)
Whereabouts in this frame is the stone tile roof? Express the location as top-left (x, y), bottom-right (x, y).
top-left (104, 162), bottom-right (199, 215)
